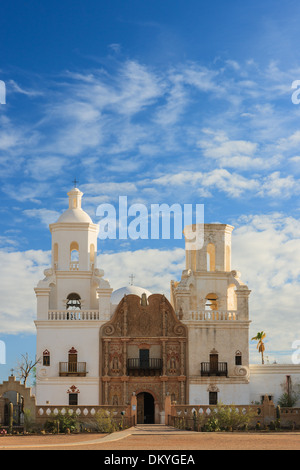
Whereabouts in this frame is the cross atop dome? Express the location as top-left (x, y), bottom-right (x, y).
top-left (72, 178), bottom-right (79, 188)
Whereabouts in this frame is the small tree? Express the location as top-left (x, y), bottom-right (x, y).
top-left (278, 392), bottom-right (299, 408)
top-left (252, 332), bottom-right (266, 364)
top-left (23, 409), bottom-right (34, 433)
top-left (15, 353), bottom-right (41, 387)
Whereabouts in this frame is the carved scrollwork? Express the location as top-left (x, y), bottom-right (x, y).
top-left (173, 324), bottom-right (185, 336)
top-left (234, 366), bottom-right (250, 379)
top-left (103, 325), bottom-right (115, 336)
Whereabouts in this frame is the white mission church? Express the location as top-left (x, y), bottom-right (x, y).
top-left (33, 186), bottom-right (300, 424)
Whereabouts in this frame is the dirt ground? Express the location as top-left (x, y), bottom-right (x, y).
top-left (0, 427), bottom-right (299, 451)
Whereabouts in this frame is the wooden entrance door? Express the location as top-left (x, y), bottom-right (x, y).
top-left (137, 392), bottom-right (155, 424)
top-left (137, 393), bottom-right (144, 424)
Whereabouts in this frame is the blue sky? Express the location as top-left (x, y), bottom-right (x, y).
top-left (0, 0), bottom-right (300, 382)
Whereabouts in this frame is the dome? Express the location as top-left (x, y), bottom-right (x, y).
top-left (55, 187), bottom-right (93, 224)
top-left (57, 208), bottom-right (93, 224)
top-left (111, 286), bottom-right (152, 305)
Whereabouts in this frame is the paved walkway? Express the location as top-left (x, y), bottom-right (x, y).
top-left (0, 425), bottom-right (299, 450)
top-left (0, 425), bottom-right (194, 450)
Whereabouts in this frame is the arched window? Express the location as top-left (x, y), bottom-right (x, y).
top-left (53, 243), bottom-right (58, 267)
top-left (205, 293), bottom-right (218, 311)
top-left (70, 241), bottom-right (79, 260)
top-left (226, 245), bottom-right (231, 271)
top-left (66, 293), bottom-right (81, 310)
top-left (207, 243), bottom-right (216, 272)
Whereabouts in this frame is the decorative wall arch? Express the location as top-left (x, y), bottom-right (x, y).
top-left (0, 376), bottom-right (36, 425)
top-left (207, 243), bottom-right (216, 271)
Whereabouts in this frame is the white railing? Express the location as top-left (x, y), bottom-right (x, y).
top-left (69, 262), bottom-right (79, 271)
top-left (189, 310), bottom-right (238, 321)
top-left (48, 310), bottom-right (100, 321)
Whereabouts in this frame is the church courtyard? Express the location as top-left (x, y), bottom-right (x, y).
top-left (0, 425), bottom-right (299, 451)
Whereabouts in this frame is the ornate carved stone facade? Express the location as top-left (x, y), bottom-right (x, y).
top-left (100, 294), bottom-right (187, 417)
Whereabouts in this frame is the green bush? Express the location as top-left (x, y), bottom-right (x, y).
top-left (204, 415), bottom-right (221, 432)
top-left (23, 409), bottom-right (34, 433)
top-left (278, 392), bottom-right (298, 408)
top-left (94, 409), bottom-right (118, 434)
top-left (44, 411), bottom-right (78, 434)
top-left (204, 404), bottom-right (255, 432)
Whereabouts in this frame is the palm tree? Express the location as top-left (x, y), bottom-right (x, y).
top-left (252, 332), bottom-right (266, 364)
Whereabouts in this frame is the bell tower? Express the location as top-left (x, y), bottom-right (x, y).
top-left (171, 223), bottom-right (251, 406)
top-left (34, 187), bottom-right (113, 406)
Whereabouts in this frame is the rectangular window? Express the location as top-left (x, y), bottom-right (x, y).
top-left (209, 392), bottom-right (218, 405)
top-left (43, 355), bottom-right (50, 367)
top-left (235, 355), bottom-right (242, 366)
top-left (69, 394), bottom-right (78, 406)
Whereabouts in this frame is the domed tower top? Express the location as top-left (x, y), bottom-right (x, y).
top-left (49, 186), bottom-right (99, 272)
top-left (56, 187), bottom-right (93, 224)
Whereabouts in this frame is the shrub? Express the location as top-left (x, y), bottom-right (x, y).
top-left (278, 392), bottom-right (298, 408)
top-left (23, 409), bottom-right (34, 433)
top-left (44, 412), bottom-right (78, 434)
top-left (204, 416), bottom-right (221, 432)
top-left (210, 403), bottom-right (255, 431)
top-left (94, 409), bottom-right (118, 434)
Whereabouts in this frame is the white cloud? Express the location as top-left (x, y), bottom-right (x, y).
top-left (9, 80), bottom-right (44, 97)
top-left (25, 156), bottom-right (67, 181)
top-left (232, 213), bottom-right (300, 363)
top-left (259, 172), bottom-right (300, 199)
top-left (151, 169), bottom-right (259, 198)
top-left (0, 249), bottom-right (51, 334)
top-left (197, 129), bottom-right (263, 169)
top-left (98, 247), bottom-right (185, 296)
top-left (23, 209), bottom-right (60, 227)
top-left (0, 212), bottom-right (299, 366)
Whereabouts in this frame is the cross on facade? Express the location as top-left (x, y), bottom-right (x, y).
top-left (129, 274), bottom-right (135, 286)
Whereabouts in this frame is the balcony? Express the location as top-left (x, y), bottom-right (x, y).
top-left (188, 311), bottom-right (238, 321)
top-left (48, 310), bottom-right (100, 321)
top-left (59, 362), bottom-right (87, 377)
top-left (127, 358), bottom-right (162, 377)
top-left (201, 362), bottom-right (228, 377)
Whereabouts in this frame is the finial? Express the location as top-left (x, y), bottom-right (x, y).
top-left (129, 274), bottom-right (135, 286)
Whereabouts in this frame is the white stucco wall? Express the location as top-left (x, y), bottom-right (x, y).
top-left (189, 383), bottom-right (251, 405)
top-left (249, 364), bottom-right (300, 406)
top-left (35, 323), bottom-right (103, 406)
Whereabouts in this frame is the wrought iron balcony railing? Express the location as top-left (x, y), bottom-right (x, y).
top-left (59, 362), bottom-right (87, 377)
top-left (127, 358), bottom-right (162, 373)
top-left (201, 362), bottom-right (228, 377)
